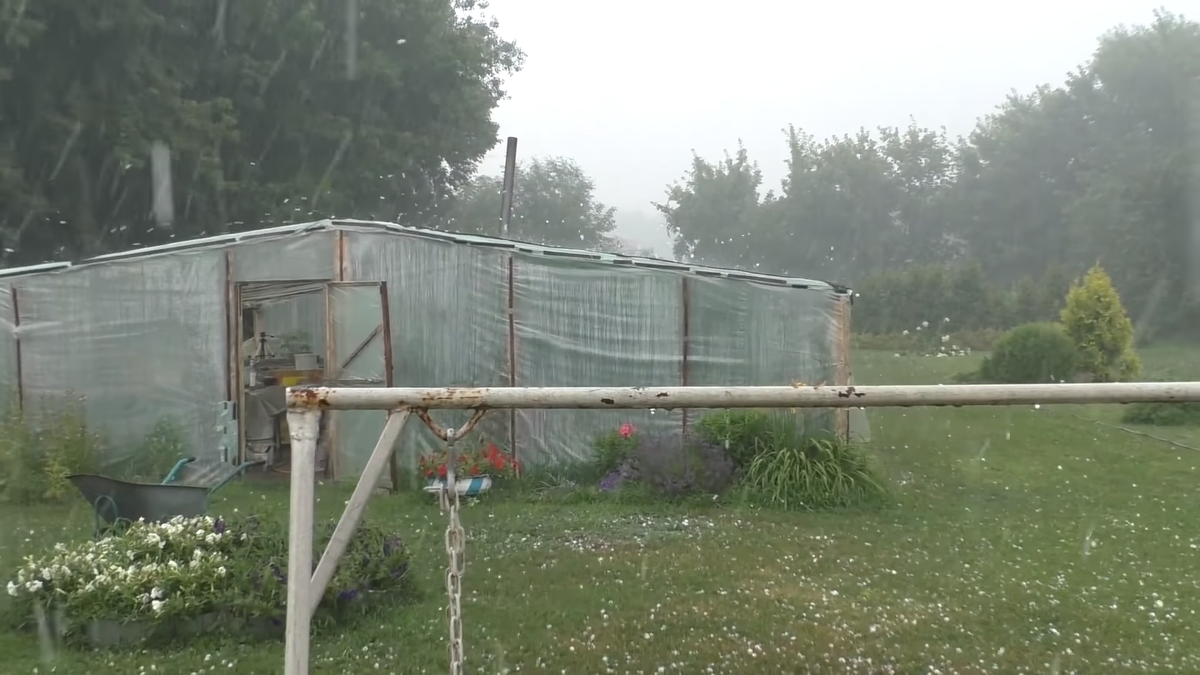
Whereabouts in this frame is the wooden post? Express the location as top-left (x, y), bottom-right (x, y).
top-left (506, 254), bottom-right (518, 470)
top-left (680, 277), bottom-right (691, 434)
top-left (379, 282), bottom-right (399, 492)
top-left (324, 230), bottom-right (348, 481)
top-left (11, 287), bottom-right (23, 411)
top-left (833, 293), bottom-right (852, 441)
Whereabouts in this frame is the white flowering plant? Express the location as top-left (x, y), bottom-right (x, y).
top-left (7, 514), bottom-right (413, 639)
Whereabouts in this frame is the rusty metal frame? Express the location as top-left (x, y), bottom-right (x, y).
top-left (280, 377), bottom-right (1200, 675)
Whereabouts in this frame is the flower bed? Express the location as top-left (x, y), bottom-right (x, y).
top-left (6, 514), bottom-right (413, 648)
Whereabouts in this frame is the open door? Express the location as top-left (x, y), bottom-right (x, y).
top-left (324, 281), bottom-right (396, 486)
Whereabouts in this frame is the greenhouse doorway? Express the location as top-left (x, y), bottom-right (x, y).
top-left (234, 280), bottom-right (394, 483)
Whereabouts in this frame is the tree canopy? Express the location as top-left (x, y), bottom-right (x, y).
top-left (658, 11), bottom-right (1200, 337)
top-left (443, 156), bottom-right (618, 250)
top-left (0, 0), bottom-right (522, 265)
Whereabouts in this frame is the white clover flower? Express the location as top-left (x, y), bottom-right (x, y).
top-left (217, 566), bottom-right (226, 577)
top-left (941, 335), bottom-right (950, 343)
top-left (6, 581), bottom-right (18, 597)
top-left (151, 599), bottom-right (166, 614)
top-left (922, 320), bottom-right (930, 328)
top-left (901, 329), bottom-right (909, 336)
top-left (26, 580), bottom-right (42, 593)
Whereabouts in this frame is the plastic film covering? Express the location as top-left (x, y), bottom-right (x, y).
top-left (0, 284), bottom-right (15, 412)
top-left (512, 257), bottom-right (684, 467)
top-left (16, 252), bottom-right (227, 468)
top-left (685, 276), bottom-right (841, 433)
top-left (232, 231), bottom-right (335, 282)
top-left (343, 232), bottom-right (510, 485)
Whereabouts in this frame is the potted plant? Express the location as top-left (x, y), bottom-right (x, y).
top-left (419, 440), bottom-right (519, 497)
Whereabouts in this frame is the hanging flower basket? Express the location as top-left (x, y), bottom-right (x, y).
top-left (423, 475), bottom-right (493, 497)
top-left (418, 440), bottom-right (517, 499)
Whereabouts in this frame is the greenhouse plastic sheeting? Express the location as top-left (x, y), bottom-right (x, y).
top-left (15, 251), bottom-right (227, 469)
top-left (685, 276), bottom-right (840, 434)
top-left (0, 285), bottom-right (15, 412)
top-left (344, 232), bottom-right (510, 484)
top-left (512, 257), bottom-right (685, 466)
top-left (233, 231), bottom-right (335, 281)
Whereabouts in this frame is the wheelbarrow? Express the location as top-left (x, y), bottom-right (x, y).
top-left (68, 457), bottom-right (265, 537)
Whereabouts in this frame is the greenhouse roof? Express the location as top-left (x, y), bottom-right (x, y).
top-left (0, 219), bottom-right (847, 292)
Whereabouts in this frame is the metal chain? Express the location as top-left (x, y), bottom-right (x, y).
top-left (441, 427), bottom-right (466, 675)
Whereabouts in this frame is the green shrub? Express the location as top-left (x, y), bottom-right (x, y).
top-left (1060, 264), bottom-right (1140, 382)
top-left (977, 323), bottom-right (1079, 383)
top-left (738, 424), bottom-right (886, 511)
top-left (0, 395), bottom-right (106, 505)
top-left (1121, 402), bottom-right (1200, 426)
top-left (693, 410), bottom-right (775, 468)
top-left (592, 423), bottom-right (640, 476)
top-left (119, 416), bottom-right (189, 480)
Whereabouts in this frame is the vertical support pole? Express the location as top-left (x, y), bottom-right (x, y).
top-left (378, 282), bottom-right (400, 492)
top-left (506, 254), bottom-right (519, 471)
top-left (680, 277), bottom-right (691, 434)
top-left (284, 407), bottom-right (320, 675)
top-left (233, 282), bottom-right (246, 464)
top-left (499, 137), bottom-right (518, 238)
top-left (223, 251), bottom-right (235, 403)
top-left (11, 287), bottom-right (23, 411)
top-left (833, 293), bottom-right (852, 441)
top-left (324, 231), bottom-right (348, 480)
top-left (323, 284), bottom-right (338, 480)
top-left (309, 409), bottom-right (409, 613)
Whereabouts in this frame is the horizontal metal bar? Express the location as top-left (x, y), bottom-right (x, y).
top-left (286, 382), bottom-right (1200, 411)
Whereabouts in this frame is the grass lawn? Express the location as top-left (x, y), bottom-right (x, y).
top-left (4, 347), bottom-right (1200, 673)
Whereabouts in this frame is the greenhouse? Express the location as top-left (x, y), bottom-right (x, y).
top-left (0, 219), bottom-right (852, 490)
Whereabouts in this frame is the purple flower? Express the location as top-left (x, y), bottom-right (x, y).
top-left (599, 470), bottom-right (622, 492)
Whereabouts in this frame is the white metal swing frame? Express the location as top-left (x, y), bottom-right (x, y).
top-left (281, 381), bottom-right (1200, 675)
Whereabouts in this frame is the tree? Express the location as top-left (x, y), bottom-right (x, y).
top-left (442, 157), bottom-right (618, 249)
top-left (1060, 264), bottom-right (1140, 381)
top-left (652, 11), bottom-right (1200, 339)
top-left (0, 0), bottom-right (523, 265)
top-left (655, 144), bottom-right (767, 269)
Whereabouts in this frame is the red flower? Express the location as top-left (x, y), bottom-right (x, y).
top-left (618, 423), bottom-right (635, 439)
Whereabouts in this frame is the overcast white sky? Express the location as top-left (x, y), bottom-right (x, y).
top-left (478, 1), bottom-right (1200, 253)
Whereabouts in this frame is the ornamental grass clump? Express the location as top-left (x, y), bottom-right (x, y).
top-left (738, 416), bottom-right (887, 511)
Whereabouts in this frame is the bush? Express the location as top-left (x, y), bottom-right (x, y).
top-left (0, 395), bottom-right (106, 505)
top-left (738, 424), bottom-right (886, 511)
top-left (6, 514), bottom-right (413, 646)
top-left (693, 410), bottom-right (775, 469)
top-left (1060, 264), bottom-right (1140, 382)
top-left (1121, 402), bottom-right (1200, 426)
top-left (977, 323), bottom-right (1079, 383)
top-left (123, 416), bottom-right (190, 480)
top-left (592, 422), bottom-right (640, 476)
